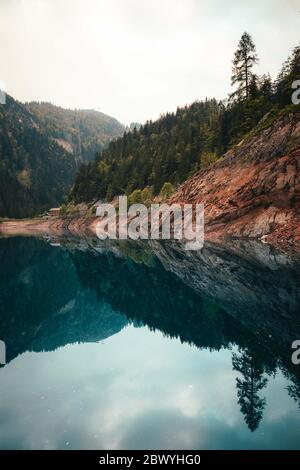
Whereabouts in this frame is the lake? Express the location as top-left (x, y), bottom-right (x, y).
top-left (0, 235), bottom-right (300, 450)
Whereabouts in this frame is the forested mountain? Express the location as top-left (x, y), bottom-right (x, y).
top-left (0, 95), bottom-right (77, 218)
top-left (1, 36), bottom-right (299, 217)
top-left (25, 102), bottom-right (125, 162)
top-left (70, 39), bottom-right (300, 204)
top-left (0, 97), bottom-right (124, 218)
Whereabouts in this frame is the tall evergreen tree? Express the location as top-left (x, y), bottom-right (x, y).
top-left (231, 32), bottom-right (258, 101)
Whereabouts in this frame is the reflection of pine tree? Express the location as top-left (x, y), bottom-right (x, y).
top-left (232, 348), bottom-right (268, 432)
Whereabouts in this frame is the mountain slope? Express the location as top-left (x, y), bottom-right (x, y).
top-left (169, 109), bottom-right (300, 245)
top-left (25, 102), bottom-right (125, 163)
top-left (0, 96), bottom-right (124, 218)
top-left (70, 99), bottom-right (225, 202)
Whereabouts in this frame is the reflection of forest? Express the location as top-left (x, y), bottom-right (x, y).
top-left (0, 236), bottom-right (300, 431)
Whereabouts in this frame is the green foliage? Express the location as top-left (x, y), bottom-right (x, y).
top-left (141, 186), bottom-right (154, 206)
top-left (274, 44), bottom-right (300, 106)
top-left (0, 95), bottom-right (77, 218)
top-left (116, 241), bottom-right (155, 267)
top-left (25, 102), bottom-right (124, 162)
top-left (64, 203), bottom-right (79, 216)
top-left (70, 54), bottom-right (297, 204)
top-left (2, 36), bottom-right (295, 216)
top-left (60, 204), bottom-right (67, 216)
top-left (232, 348), bottom-right (268, 432)
top-left (160, 182), bottom-right (175, 200)
top-left (128, 189), bottom-right (143, 205)
top-left (200, 152), bottom-right (219, 169)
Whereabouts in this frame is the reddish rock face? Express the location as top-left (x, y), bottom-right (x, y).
top-left (169, 112), bottom-right (300, 248)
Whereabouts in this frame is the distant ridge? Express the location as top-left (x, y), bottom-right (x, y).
top-left (0, 95), bottom-right (124, 218)
top-left (25, 101), bottom-right (125, 163)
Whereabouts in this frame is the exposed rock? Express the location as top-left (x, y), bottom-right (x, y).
top-left (169, 112), bottom-right (300, 247)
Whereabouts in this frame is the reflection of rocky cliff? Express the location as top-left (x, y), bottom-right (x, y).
top-left (152, 239), bottom-right (300, 360)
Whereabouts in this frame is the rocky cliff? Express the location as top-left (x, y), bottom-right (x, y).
top-left (0, 95), bottom-right (124, 218)
top-left (169, 111), bottom-right (300, 247)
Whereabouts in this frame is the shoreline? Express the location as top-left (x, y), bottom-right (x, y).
top-left (0, 216), bottom-right (98, 238)
top-left (1, 214), bottom-right (299, 253)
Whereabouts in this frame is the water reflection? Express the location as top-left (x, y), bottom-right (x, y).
top-left (0, 236), bottom-right (300, 449)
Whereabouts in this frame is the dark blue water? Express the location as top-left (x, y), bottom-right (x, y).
top-left (0, 236), bottom-right (300, 449)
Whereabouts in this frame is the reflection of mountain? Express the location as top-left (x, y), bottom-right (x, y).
top-left (0, 236), bottom-right (300, 431)
top-left (0, 237), bottom-right (127, 362)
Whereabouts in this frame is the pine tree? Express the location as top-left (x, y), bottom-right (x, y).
top-left (231, 32), bottom-right (258, 101)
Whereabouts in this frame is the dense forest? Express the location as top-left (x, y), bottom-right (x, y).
top-left (25, 102), bottom-right (124, 162)
top-left (1, 34), bottom-right (299, 217)
top-left (0, 98), bottom-right (124, 217)
top-left (70, 35), bottom-right (300, 204)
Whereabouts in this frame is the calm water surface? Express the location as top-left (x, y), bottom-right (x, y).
top-left (0, 236), bottom-right (300, 449)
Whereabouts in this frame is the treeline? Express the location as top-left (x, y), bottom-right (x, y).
top-left (70, 36), bottom-right (300, 204)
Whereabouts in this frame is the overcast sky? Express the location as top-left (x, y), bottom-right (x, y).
top-left (0, 0), bottom-right (299, 124)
